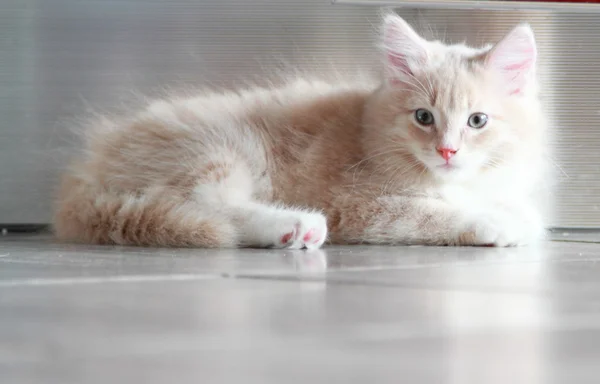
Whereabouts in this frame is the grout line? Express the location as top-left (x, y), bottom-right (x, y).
top-left (550, 239), bottom-right (600, 244)
top-left (231, 273), bottom-right (550, 296)
top-left (0, 273), bottom-right (220, 288)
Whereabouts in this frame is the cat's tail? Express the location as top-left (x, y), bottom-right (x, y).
top-left (53, 174), bottom-right (237, 247)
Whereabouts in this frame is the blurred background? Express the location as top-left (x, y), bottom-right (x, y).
top-left (0, 0), bottom-right (598, 228)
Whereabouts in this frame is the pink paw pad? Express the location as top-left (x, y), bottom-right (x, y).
top-left (303, 228), bottom-right (324, 246)
top-left (280, 232), bottom-right (294, 245)
top-left (303, 229), bottom-right (316, 242)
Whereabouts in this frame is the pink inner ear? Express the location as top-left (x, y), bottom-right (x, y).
top-left (503, 58), bottom-right (534, 95)
top-left (387, 53), bottom-right (413, 76)
top-left (382, 16), bottom-right (426, 85)
top-left (503, 58), bottom-right (533, 72)
top-left (386, 52), bottom-right (416, 86)
top-left (509, 88), bottom-right (522, 96)
top-left (487, 27), bottom-right (536, 95)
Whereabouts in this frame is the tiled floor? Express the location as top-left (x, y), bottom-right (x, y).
top-left (2, 234), bottom-right (600, 383)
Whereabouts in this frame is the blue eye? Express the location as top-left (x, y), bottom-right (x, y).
top-left (415, 109), bottom-right (434, 126)
top-left (468, 113), bottom-right (488, 129)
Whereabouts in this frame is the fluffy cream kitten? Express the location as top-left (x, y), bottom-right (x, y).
top-left (54, 14), bottom-right (548, 249)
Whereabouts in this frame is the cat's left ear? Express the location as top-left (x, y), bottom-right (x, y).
top-left (382, 14), bottom-right (428, 85)
top-left (484, 24), bottom-right (537, 95)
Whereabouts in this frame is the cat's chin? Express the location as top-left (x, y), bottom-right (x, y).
top-left (433, 167), bottom-right (461, 178)
top-left (436, 163), bottom-right (458, 171)
top-left (429, 163), bottom-right (476, 182)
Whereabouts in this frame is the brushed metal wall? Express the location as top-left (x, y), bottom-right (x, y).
top-left (0, 0), bottom-right (596, 227)
top-left (0, 0), bottom-right (380, 224)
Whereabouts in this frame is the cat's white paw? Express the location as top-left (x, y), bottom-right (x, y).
top-left (464, 209), bottom-right (543, 247)
top-left (242, 208), bottom-right (328, 249)
top-left (274, 212), bottom-right (328, 250)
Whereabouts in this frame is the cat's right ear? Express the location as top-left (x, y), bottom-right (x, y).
top-left (484, 24), bottom-right (537, 95)
top-left (381, 14), bottom-right (428, 85)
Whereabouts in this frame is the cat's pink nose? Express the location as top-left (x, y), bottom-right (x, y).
top-left (436, 147), bottom-right (457, 161)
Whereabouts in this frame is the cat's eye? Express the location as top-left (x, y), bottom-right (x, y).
top-left (415, 109), bottom-right (434, 126)
top-left (468, 113), bottom-right (488, 129)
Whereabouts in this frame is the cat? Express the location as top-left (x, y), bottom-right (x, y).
top-left (53, 14), bottom-right (550, 249)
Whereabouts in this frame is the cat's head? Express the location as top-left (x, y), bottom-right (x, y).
top-left (364, 14), bottom-right (542, 184)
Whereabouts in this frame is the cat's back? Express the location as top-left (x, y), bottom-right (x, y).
top-left (125, 75), bottom-right (375, 165)
top-left (156, 76), bottom-right (373, 126)
top-left (70, 76), bottom-right (374, 187)
top-left (79, 78), bottom-right (344, 155)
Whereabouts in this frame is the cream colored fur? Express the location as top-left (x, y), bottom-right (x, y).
top-left (53, 15), bottom-right (550, 248)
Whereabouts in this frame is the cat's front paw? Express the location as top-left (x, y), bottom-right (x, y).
top-left (460, 210), bottom-right (543, 247)
top-left (275, 212), bottom-right (328, 250)
top-left (241, 208), bottom-right (328, 249)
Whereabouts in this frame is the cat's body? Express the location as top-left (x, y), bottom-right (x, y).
top-left (54, 15), bottom-right (550, 248)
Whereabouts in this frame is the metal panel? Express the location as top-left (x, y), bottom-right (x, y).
top-left (0, 0), bottom-right (598, 227)
top-left (335, 0), bottom-right (600, 13)
top-left (0, 0), bottom-right (380, 224)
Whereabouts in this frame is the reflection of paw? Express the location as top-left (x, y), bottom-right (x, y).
top-left (290, 249), bottom-right (328, 274)
top-left (461, 209), bottom-right (544, 247)
top-left (275, 212), bottom-right (328, 249)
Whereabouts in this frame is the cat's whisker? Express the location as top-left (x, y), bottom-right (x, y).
top-left (396, 79), bottom-right (431, 101)
top-left (546, 156), bottom-right (570, 179)
top-left (347, 146), bottom-right (411, 183)
top-left (346, 146), bottom-right (405, 172)
top-left (387, 74), bottom-right (430, 97)
top-left (378, 159), bottom-right (426, 195)
top-left (424, 75), bottom-right (436, 102)
top-left (348, 147), bottom-right (410, 187)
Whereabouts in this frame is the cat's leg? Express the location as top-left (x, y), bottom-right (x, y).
top-left (233, 202), bottom-right (327, 249)
top-left (55, 151), bottom-right (328, 248)
top-left (53, 176), bottom-right (239, 247)
top-left (191, 158), bottom-right (327, 249)
top-left (326, 194), bottom-right (543, 246)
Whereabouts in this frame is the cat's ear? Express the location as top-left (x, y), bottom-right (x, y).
top-left (484, 24), bottom-right (537, 95)
top-left (382, 14), bottom-right (428, 85)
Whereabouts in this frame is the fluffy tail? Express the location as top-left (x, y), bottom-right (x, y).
top-left (53, 175), bottom-right (237, 247)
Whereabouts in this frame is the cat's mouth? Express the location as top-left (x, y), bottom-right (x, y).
top-left (436, 163), bottom-right (457, 170)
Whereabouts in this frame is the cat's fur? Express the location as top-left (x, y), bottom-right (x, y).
top-left (54, 14), bottom-right (549, 249)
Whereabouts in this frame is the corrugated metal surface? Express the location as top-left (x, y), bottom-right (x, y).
top-left (0, 0), bottom-right (380, 224)
top-left (335, 0), bottom-right (600, 13)
top-left (0, 0), bottom-right (597, 227)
